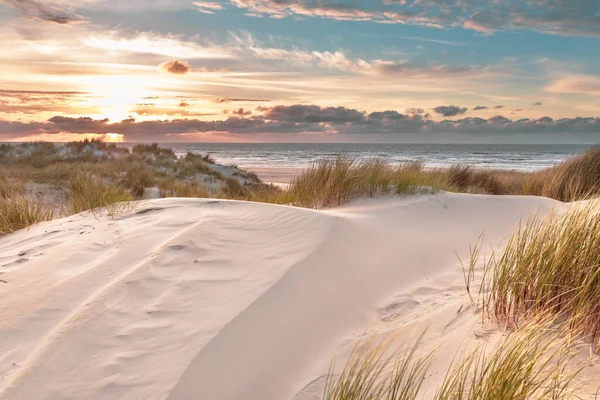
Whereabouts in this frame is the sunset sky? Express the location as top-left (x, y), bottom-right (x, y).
top-left (1, 0), bottom-right (600, 143)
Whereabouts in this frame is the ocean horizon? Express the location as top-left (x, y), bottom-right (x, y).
top-left (124, 142), bottom-right (594, 173)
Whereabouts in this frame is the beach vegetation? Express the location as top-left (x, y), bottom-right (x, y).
top-left (0, 195), bottom-right (54, 235)
top-left (325, 321), bottom-right (586, 400)
top-left (466, 201), bottom-right (600, 351)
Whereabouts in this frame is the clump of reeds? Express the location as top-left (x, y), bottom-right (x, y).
top-left (0, 195), bottom-right (54, 235)
top-left (68, 173), bottom-right (132, 215)
top-left (468, 201), bottom-right (600, 350)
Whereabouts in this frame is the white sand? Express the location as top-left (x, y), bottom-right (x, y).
top-left (0, 193), bottom-right (595, 399)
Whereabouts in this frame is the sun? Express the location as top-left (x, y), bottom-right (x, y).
top-left (103, 107), bottom-right (132, 123)
top-left (103, 133), bottom-right (124, 142)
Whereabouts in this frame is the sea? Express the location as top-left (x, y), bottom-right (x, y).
top-left (152, 143), bottom-right (592, 172)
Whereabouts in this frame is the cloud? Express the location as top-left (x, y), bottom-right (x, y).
top-left (1, 0), bottom-right (82, 24)
top-left (159, 60), bottom-right (191, 75)
top-left (3, 105), bottom-right (600, 140)
top-left (473, 106), bottom-right (488, 110)
top-left (403, 36), bottom-right (467, 47)
top-left (232, 108), bottom-right (252, 116)
top-left (179, 102), bottom-right (190, 107)
top-left (259, 104), bottom-right (365, 123)
top-left (405, 108), bottom-right (425, 114)
top-left (545, 75), bottom-right (600, 96)
top-left (434, 105), bottom-right (468, 117)
top-left (494, 105), bottom-right (505, 109)
top-left (533, 102), bottom-right (543, 106)
top-left (84, 32), bottom-right (234, 59)
top-left (236, 34), bottom-right (491, 79)
top-left (212, 97), bottom-right (269, 103)
top-left (229, 0), bottom-right (600, 38)
top-left (193, 1), bottom-right (223, 14)
top-left (0, 89), bottom-right (90, 114)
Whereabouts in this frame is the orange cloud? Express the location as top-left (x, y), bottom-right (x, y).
top-left (159, 60), bottom-right (191, 75)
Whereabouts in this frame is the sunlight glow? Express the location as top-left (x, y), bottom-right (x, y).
top-left (84, 33), bottom-right (234, 59)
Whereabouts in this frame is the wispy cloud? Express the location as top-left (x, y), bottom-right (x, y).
top-left (545, 75), bottom-right (600, 96)
top-left (193, 1), bottom-right (224, 14)
top-left (229, 0), bottom-right (600, 38)
top-left (84, 32), bottom-right (235, 59)
top-left (1, 0), bottom-right (83, 24)
top-left (403, 36), bottom-right (467, 47)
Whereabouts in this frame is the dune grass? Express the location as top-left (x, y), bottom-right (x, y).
top-left (286, 156), bottom-right (506, 208)
top-left (530, 145), bottom-right (600, 202)
top-left (159, 179), bottom-right (210, 198)
top-left (325, 332), bottom-right (433, 400)
top-left (68, 174), bottom-right (133, 216)
top-left (325, 321), bottom-right (585, 400)
top-left (466, 201), bottom-right (600, 350)
top-left (435, 321), bottom-right (578, 400)
top-left (0, 196), bottom-right (54, 235)
top-left (286, 145), bottom-right (600, 209)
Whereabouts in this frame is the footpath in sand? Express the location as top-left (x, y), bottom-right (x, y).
top-left (0, 193), bottom-right (578, 399)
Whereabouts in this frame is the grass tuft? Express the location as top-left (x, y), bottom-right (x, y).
top-left (468, 201), bottom-right (600, 350)
top-left (0, 196), bottom-right (53, 235)
top-left (325, 321), bottom-right (584, 400)
top-left (324, 332), bottom-right (433, 400)
top-left (68, 173), bottom-right (132, 216)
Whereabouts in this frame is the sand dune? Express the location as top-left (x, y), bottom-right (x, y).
top-left (0, 193), bottom-right (571, 399)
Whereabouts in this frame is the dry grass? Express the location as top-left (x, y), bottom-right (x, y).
top-left (436, 319), bottom-right (579, 400)
top-left (527, 146), bottom-right (600, 202)
top-left (286, 156), bottom-right (504, 209)
top-left (325, 322), bottom-right (585, 400)
top-left (68, 174), bottom-right (133, 216)
top-left (123, 164), bottom-right (154, 197)
top-left (0, 174), bottom-right (25, 198)
top-left (287, 146), bottom-right (600, 209)
top-left (0, 196), bottom-right (54, 235)
top-left (324, 332), bottom-right (433, 400)
top-left (0, 141), bottom-right (281, 233)
top-left (467, 201), bottom-right (600, 351)
top-left (159, 179), bottom-right (210, 198)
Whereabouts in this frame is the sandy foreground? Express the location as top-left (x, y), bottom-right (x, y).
top-left (0, 193), bottom-right (597, 399)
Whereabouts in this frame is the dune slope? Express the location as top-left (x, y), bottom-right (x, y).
top-left (0, 194), bottom-right (564, 399)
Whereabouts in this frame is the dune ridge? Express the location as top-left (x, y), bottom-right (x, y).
top-left (0, 193), bottom-right (575, 399)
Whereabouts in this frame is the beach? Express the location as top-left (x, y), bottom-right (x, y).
top-left (2, 192), bottom-right (596, 399)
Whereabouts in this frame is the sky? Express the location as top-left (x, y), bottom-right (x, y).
top-left (1, 0), bottom-right (600, 143)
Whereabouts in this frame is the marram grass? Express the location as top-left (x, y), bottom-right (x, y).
top-left (68, 173), bottom-right (133, 216)
top-left (468, 201), bottom-right (600, 350)
top-left (0, 195), bottom-right (53, 235)
top-left (325, 321), bottom-right (587, 400)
